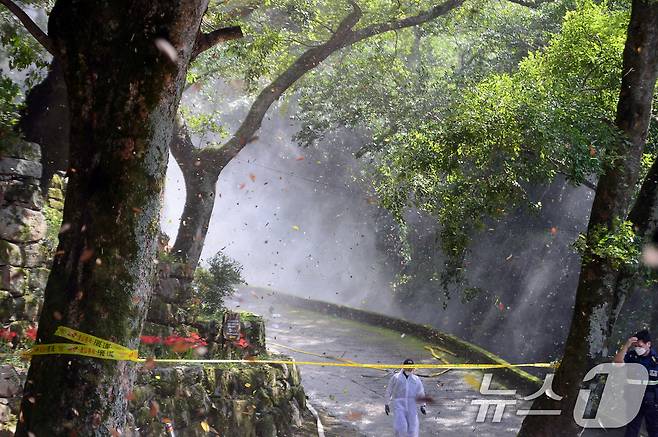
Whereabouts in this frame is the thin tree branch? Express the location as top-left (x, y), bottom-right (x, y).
top-left (344, 0), bottom-right (466, 45)
top-left (311, 16), bottom-right (337, 35)
top-left (200, 1), bottom-right (364, 169)
top-left (202, 0), bottom-right (466, 170)
top-left (0, 0), bottom-right (54, 55)
top-left (521, 145), bottom-right (597, 191)
top-left (506, 0), bottom-right (553, 8)
top-left (191, 25), bottom-right (243, 60)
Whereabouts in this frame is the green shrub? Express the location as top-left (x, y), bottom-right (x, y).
top-left (192, 251), bottom-right (244, 317)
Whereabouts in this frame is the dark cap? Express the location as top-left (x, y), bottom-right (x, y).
top-left (403, 358), bottom-right (414, 365)
top-left (635, 329), bottom-right (652, 343)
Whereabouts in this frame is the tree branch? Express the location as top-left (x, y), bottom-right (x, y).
top-left (0, 0), bottom-right (54, 55)
top-left (200, 1), bottom-right (364, 169)
top-left (202, 0), bottom-right (465, 169)
top-left (344, 0), bottom-right (465, 44)
top-left (191, 25), bottom-right (243, 60)
top-left (170, 116), bottom-right (198, 171)
top-left (506, 0), bottom-right (553, 8)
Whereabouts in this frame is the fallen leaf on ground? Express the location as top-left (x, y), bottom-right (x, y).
top-left (346, 410), bottom-right (364, 421)
top-left (463, 373), bottom-right (481, 391)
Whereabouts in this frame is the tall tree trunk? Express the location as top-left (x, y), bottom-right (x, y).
top-left (15, 0), bottom-right (208, 435)
top-left (170, 119), bottom-right (222, 270)
top-left (609, 154), bottom-right (658, 346)
top-left (18, 58), bottom-right (69, 193)
top-left (170, 0), bottom-right (468, 269)
top-left (517, 1), bottom-right (658, 436)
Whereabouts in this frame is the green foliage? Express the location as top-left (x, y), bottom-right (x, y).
top-left (294, 0), bottom-right (570, 150)
top-left (573, 218), bottom-right (642, 269)
top-left (0, 0), bottom-right (51, 136)
top-left (192, 251), bottom-right (244, 317)
top-left (373, 1), bottom-right (628, 298)
top-left (43, 203), bottom-right (63, 256)
top-left (179, 105), bottom-right (228, 148)
top-left (0, 2), bottom-right (50, 83)
top-left (0, 77), bottom-right (21, 137)
top-left (186, 0), bottom-right (356, 93)
top-left (288, 1), bottom-right (599, 303)
top-left (445, 0), bottom-right (574, 82)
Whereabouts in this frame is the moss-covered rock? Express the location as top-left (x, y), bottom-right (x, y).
top-left (0, 291), bottom-right (13, 322)
top-left (10, 293), bottom-right (40, 321)
top-left (0, 241), bottom-right (21, 267)
top-left (0, 158), bottom-right (42, 179)
top-left (0, 180), bottom-right (43, 211)
top-left (0, 140), bottom-right (41, 162)
top-left (27, 267), bottom-right (48, 292)
top-left (49, 173), bottom-right (66, 191)
top-left (47, 187), bottom-right (64, 201)
top-left (0, 266), bottom-right (28, 297)
top-left (46, 199), bottom-right (64, 211)
top-left (127, 359), bottom-right (309, 437)
top-left (0, 206), bottom-right (46, 244)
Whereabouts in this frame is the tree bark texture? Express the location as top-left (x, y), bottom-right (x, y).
top-left (16, 0), bottom-right (209, 435)
top-left (170, 119), bottom-right (217, 270)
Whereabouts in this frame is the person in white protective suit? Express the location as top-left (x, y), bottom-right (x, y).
top-left (384, 358), bottom-right (427, 437)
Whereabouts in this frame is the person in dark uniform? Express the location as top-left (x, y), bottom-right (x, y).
top-left (614, 329), bottom-right (658, 437)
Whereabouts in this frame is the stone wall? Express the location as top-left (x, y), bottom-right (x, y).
top-left (1, 357), bottom-right (312, 437)
top-left (0, 138), bottom-right (55, 328)
top-left (130, 360), bottom-right (309, 436)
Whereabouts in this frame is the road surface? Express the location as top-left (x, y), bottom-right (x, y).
top-left (228, 288), bottom-right (546, 436)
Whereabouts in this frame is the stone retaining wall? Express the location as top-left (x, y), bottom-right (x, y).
top-left (0, 138), bottom-right (56, 327)
top-left (1, 359), bottom-right (312, 437)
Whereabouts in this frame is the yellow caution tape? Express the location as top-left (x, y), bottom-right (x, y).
top-left (143, 359), bottom-right (557, 369)
top-left (26, 343), bottom-right (138, 361)
top-left (21, 326), bottom-right (558, 370)
top-left (425, 346), bottom-right (451, 364)
top-left (22, 326), bottom-right (139, 361)
top-left (54, 326), bottom-right (134, 353)
top-left (272, 342), bottom-right (453, 378)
